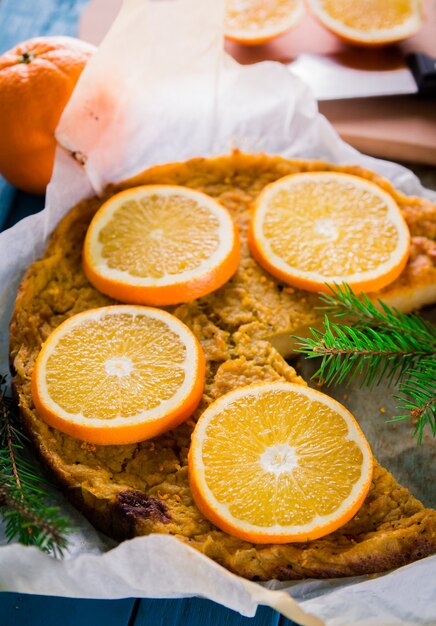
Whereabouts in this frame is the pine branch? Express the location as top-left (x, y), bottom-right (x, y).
top-left (293, 284), bottom-right (436, 443)
top-left (0, 485), bottom-right (70, 556)
top-left (320, 283), bottom-right (436, 344)
top-left (299, 316), bottom-right (430, 388)
top-left (0, 375), bottom-right (72, 555)
top-left (393, 357), bottom-right (436, 444)
top-left (4, 416), bottom-right (22, 493)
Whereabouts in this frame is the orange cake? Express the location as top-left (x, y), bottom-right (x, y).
top-left (9, 152), bottom-right (436, 580)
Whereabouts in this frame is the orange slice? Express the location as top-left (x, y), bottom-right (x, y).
top-left (83, 185), bottom-right (240, 306)
top-left (225, 0), bottom-right (305, 45)
top-left (32, 305), bottom-right (205, 445)
top-left (189, 382), bottom-right (373, 543)
top-left (307, 0), bottom-right (423, 46)
top-left (248, 171), bottom-right (410, 294)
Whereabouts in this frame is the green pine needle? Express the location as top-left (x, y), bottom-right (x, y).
top-left (294, 283), bottom-right (436, 443)
top-left (393, 357), bottom-right (436, 444)
top-left (0, 375), bottom-right (72, 556)
top-left (319, 283), bottom-right (436, 341)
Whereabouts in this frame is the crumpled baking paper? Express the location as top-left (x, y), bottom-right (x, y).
top-left (0, 1), bottom-right (435, 624)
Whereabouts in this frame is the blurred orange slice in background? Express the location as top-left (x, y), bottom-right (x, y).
top-left (248, 171), bottom-right (410, 294)
top-left (189, 382), bottom-right (373, 543)
top-left (224, 0), bottom-right (305, 45)
top-left (307, 0), bottom-right (423, 46)
top-left (32, 305), bottom-right (205, 445)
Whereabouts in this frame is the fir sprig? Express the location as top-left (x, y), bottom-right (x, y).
top-left (318, 283), bottom-right (436, 343)
top-left (394, 357), bottom-right (436, 442)
top-left (0, 375), bottom-right (72, 555)
top-left (294, 284), bottom-right (436, 443)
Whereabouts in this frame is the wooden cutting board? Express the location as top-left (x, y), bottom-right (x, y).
top-left (79, 0), bottom-right (436, 165)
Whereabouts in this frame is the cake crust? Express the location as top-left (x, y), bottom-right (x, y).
top-left (9, 152), bottom-right (436, 580)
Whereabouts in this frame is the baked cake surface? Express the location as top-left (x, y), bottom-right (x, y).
top-left (10, 152), bottom-right (436, 580)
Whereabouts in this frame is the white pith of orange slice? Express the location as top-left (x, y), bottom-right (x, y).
top-left (32, 305), bottom-right (205, 445)
top-left (248, 171), bottom-right (410, 294)
top-left (307, 0), bottom-right (423, 46)
top-left (83, 185), bottom-right (240, 306)
top-left (225, 0), bottom-right (305, 45)
top-left (188, 382), bottom-right (373, 543)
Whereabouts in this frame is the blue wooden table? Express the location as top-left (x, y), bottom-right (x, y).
top-left (0, 1), bottom-right (296, 624)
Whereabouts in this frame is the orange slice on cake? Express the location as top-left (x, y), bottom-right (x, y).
top-left (83, 185), bottom-right (240, 306)
top-left (225, 0), bottom-right (305, 45)
top-left (32, 305), bottom-right (205, 445)
top-left (248, 171), bottom-right (410, 294)
top-left (189, 382), bottom-right (373, 543)
top-left (307, 0), bottom-right (423, 46)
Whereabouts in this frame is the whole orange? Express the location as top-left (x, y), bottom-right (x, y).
top-left (0, 36), bottom-right (95, 195)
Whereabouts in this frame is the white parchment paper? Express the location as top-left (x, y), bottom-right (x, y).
top-left (0, 1), bottom-right (435, 624)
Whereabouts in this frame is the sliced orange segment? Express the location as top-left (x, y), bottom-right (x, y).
top-left (225, 0), bottom-right (305, 45)
top-left (83, 185), bottom-right (240, 306)
top-left (248, 171), bottom-right (410, 294)
top-left (32, 305), bottom-right (205, 445)
top-left (307, 0), bottom-right (423, 46)
top-left (189, 382), bottom-right (373, 543)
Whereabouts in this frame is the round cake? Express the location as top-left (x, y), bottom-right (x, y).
top-left (10, 152), bottom-right (436, 580)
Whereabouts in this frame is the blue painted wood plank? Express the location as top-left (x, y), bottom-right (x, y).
top-left (0, 0), bottom-right (90, 54)
top-left (2, 190), bottom-right (45, 230)
top-left (0, 592), bottom-right (135, 626)
top-left (134, 598), bottom-right (283, 626)
top-left (280, 615), bottom-right (300, 626)
top-left (0, 181), bottom-right (16, 232)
